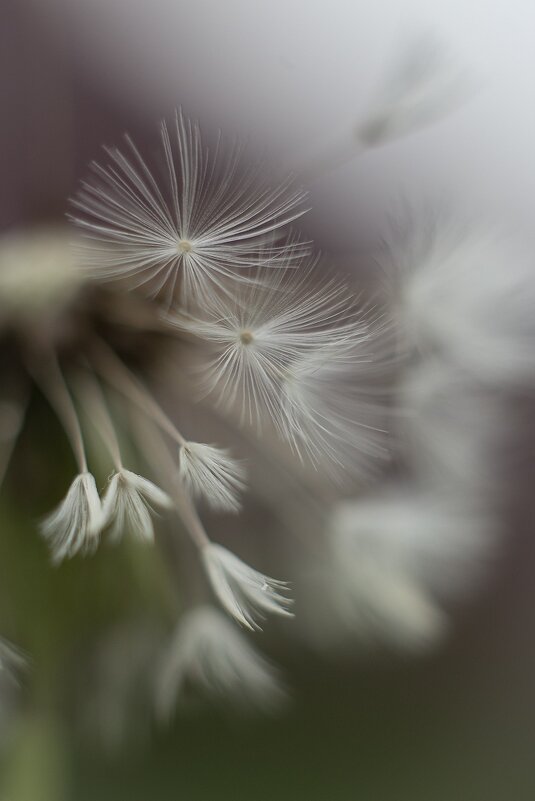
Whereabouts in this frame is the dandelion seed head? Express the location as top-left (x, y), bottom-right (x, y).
top-left (169, 263), bottom-right (390, 479)
top-left (0, 105), bottom-right (412, 719)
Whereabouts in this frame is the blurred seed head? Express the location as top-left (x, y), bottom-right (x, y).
top-left (155, 607), bottom-right (286, 717)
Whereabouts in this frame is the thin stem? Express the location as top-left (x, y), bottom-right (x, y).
top-left (89, 338), bottom-right (187, 447)
top-left (0, 390), bottom-right (29, 490)
top-left (163, 359), bottom-right (330, 555)
top-left (28, 351), bottom-right (88, 473)
top-left (126, 406), bottom-right (210, 612)
top-left (132, 408), bottom-right (210, 550)
top-left (73, 369), bottom-right (123, 471)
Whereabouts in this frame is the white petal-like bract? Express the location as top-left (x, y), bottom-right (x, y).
top-left (40, 473), bottom-right (103, 565)
top-left (156, 607), bottom-right (285, 717)
top-left (202, 544), bottom-right (293, 631)
top-left (178, 442), bottom-right (246, 513)
top-left (70, 111), bottom-right (308, 307)
top-left (101, 469), bottom-right (173, 544)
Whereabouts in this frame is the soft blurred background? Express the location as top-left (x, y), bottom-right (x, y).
top-left (2, 1), bottom-right (535, 798)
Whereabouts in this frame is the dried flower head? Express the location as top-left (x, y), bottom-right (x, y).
top-left (2, 28), bottom-right (533, 762)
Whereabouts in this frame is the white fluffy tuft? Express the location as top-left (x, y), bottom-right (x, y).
top-left (40, 473), bottom-right (103, 565)
top-left (178, 442), bottom-right (246, 513)
top-left (101, 469), bottom-right (173, 544)
top-left (70, 110), bottom-right (309, 308)
top-left (202, 544), bottom-right (293, 631)
top-left (171, 268), bottom-right (390, 479)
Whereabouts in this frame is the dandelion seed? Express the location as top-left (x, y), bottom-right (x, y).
top-left (40, 473), bottom-right (103, 565)
top-left (202, 544), bottom-right (293, 631)
top-left (178, 442), bottom-right (246, 513)
top-left (70, 111), bottom-right (309, 307)
top-left (101, 469), bottom-right (173, 544)
top-left (169, 265), bottom-right (387, 477)
top-left (156, 607), bottom-right (285, 717)
top-left (133, 419), bottom-right (293, 633)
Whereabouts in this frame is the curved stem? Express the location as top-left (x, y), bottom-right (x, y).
top-left (72, 368), bottom-right (124, 471)
top-left (0, 386), bottom-right (29, 490)
top-left (27, 351), bottom-right (88, 473)
top-left (89, 337), bottom-right (186, 447)
top-left (130, 408), bottom-right (210, 550)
